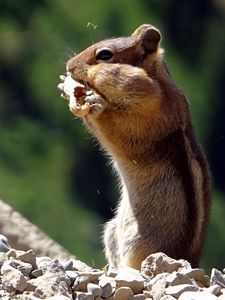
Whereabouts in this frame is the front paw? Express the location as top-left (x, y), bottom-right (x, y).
top-left (69, 93), bottom-right (105, 117)
top-left (69, 101), bottom-right (91, 117)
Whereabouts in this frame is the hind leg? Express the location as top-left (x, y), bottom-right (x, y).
top-left (103, 219), bottom-right (120, 268)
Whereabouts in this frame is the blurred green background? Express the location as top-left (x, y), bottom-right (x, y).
top-left (0, 0), bottom-right (225, 272)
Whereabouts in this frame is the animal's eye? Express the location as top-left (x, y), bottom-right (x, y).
top-left (96, 48), bottom-right (113, 61)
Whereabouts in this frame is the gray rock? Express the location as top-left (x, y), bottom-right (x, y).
top-left (47, 296), bottom-right (72, 300)
top-left (166, 271), bottom-right (194, 286)
top-left (87, 283), bottom-right (102, 298)
top-left (36, 256), bottom-right (52, 268)
top-left (77, 270), bottom-right (104, 282)
top-left (106, 267), bottom-right (118, 278)
top-left (141, 253), bottom-right (191, 278)
top-left (39, 258), bottom-right (64, 274)
top-left (31, 268), bottom-right (43, 278)
top-left (115, 266), bottom-right (145, 294)
top-left (73, 275), bottom-right (91, 292)
top-left (210, 268), bottom-right (225, 288)
top-left (0, 289), bottom-right (15, 299)
top-left (150, 276), bottom-right (167, 300)
top-left (6, 248), bottom-right (17, 258)
top-left (0, 234), bottom-right (10, 253)
top-left (1, 257), bottom-right (33, 277)
top-left (143, 290), bottom-right (152, 299)
top-left (166, 284), bottom-right (198, 298)
top-left (104, 296), bottom-right (114, 300)
top-left (207, 284), bottom-right (221, 296)
top-left (114, 286), bottom-right (134, 300)
top-left (178, 291), bottom-right (218, 300)
top-left (29, 273), bottom-right (71, 298)
top-left (147, 272), bottom-right (169, 289)
top-left (133, 293), bottom-right (145, 299)
top-left (100, 281), bottom-right (113, 298)
top-left (17, 249), bottom-right (37, 268)
top-left (218, 293), bottom-right (225, 300)
top-left (99, 276), bottom-right (116, 298)
top-left (160, 296), bottom-right (177, 300)
top-left (0, 252), bottom-right (7, 267)
top-left (26, 281), bottom-right (37, 292)
top-left (61, 259), bottom-right (74, 271)
top-left (180, 268), bottom-right (210, 287)
top-left (66, 270), bottom-right (79, 281)
top-left (2, 268), bottom-right (28, 292)
top-left (74, 291), bottom-right (94, 300)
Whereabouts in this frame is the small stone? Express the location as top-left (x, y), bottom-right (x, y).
top-left (105, 296), bottom-right (114, 300)
top-left (87, 283), bottom-right (102, 298)
top-left (61, 259), bottom-right (74, 271)
top-left (95, 297), bottom-right (103, 300)
top-left (107, 267), bottom-right (118, 277)
top-left (133, 293), bottom-right (145, 299)
top-left (115, 266), bottom-right (145, 294)
top-left (143, 290), bottom-right (152, 298)
top-left (150, 276), bottom-right (167, 299)
top-left (0, 290), bottom-right (14, 299)
top-left (0, 234), bottom-right (10, 253)
top-left (31, 268), bottom-right (43, 278)
top-left (74, 291), bottom-right (94, 300)
top-left (141, 252), bottom-right (191, 278)
top-left (180, 268), bottom-right (210, 287)
top-left (6, 249), bottom-right (17, 258)
top-left (0, 252), bottom-right (7, 267)
top-left (178, 290), bottom-right (218, 300)
top-left (207, 284), bottom-right (221, 296)
top-left (26, 281), bottom-right (36, 292)
top-left (210, 268), bottom-right (225, 288)
top-left (147, 272), bottom-right (169, 289)
top-left (99, 276), bottom-right (116, 298)
top-left (47, 296), bottom-right (72, 300)
top-left (161, 296), bottom-right (177, 300)
top-left (166, 271), bottom-right (194, 286)
top-left (2, 268), bottom-right (28, 292)
top-left (29, 273), bottom-right (71, 298)
top-left (1, 259), bottom-right (15, 273)
top-left (114, 286), bottom-right (134, 300)
top-left (73, 275), bottom-right (90, 292)
top-left (1, 258), bottom-right (33, 277)
top-left (66, 270), bottom-right (79, 281)
top-left (36, 256), bottom-right (52, 268)
top-left (17, 249), bottom-right (37, 268)
top-left (77, 270), bottom-right (104, 282)
top-left (39, 258), bottom-right (64, 274)
top-left (166, 284), bottom-right (198, 298)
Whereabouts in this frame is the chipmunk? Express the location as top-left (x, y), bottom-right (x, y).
top-left (61, 24), bottom-right (211, 269)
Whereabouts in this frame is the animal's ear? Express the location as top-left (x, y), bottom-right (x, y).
top-left (132, 24), bottom-right (162, 53)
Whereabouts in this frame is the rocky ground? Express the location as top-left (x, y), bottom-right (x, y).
top-left (1, 200), bottom-right (225, 300)
top-left (0, 248), bottom-right (225, 300)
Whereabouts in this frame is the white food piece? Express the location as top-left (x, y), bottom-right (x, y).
top-left (58, 74), bottom-right (92, 116)
top-left (57, 74), bottom-right (84, 107)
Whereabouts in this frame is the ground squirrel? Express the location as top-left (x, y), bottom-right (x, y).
top-left (62, 24), bottom-right (211, 269)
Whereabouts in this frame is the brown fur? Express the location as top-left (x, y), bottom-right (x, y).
top-left (66, 24), bottom-right (211, 269)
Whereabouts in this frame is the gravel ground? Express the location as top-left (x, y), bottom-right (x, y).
top-left (0, 201), bottom-right (225, 299)
top-left (1, 243), bottom-right (225, 300)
